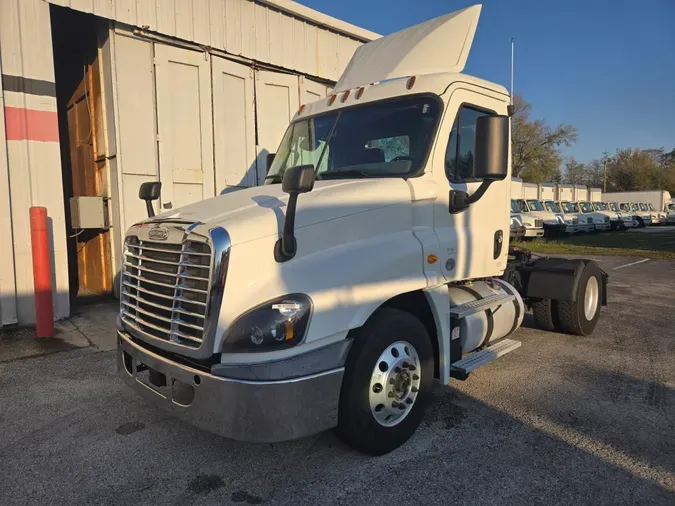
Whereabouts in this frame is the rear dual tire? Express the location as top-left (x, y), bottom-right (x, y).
top-left (532, 261), bottom-right (603, 336)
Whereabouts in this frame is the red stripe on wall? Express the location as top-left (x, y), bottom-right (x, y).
top-left (4, 106), bottom-right (59, 142)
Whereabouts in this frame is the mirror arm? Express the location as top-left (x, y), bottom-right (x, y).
top-left (145, 200), bottom-right (155, 218)
top-left (275, 193), bottom-right (299, 262)
top-left (449, 180), bottom-right (494, 214)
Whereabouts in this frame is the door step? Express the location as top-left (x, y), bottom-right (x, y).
top-left (449, 293), bottom-right (515, 319)
top-left (450, 338), bottom-right (521, 380)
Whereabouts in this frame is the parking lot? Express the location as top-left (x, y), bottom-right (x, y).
top-left (1, 255), bottom-right (673, 505)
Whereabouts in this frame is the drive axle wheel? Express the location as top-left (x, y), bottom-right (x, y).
top-left (555, 261), bottom-right (603, 336)
top-left (336, 308), bottom-right (433, 456)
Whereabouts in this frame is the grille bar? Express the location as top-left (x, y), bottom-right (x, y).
top-left (121, 235), bottom-right (212, 349)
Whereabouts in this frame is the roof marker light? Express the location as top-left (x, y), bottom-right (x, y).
top-left (406, 76), bottom-right (416, 90)
top-left (341, 90), bottom-right (350, 103)
top-left (355, 87), bottom-right (365, 99)
top-left (328, 95), bottom-right (336, 106)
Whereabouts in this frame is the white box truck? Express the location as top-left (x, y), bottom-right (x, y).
top-left (116, 6), bottom-right (608, 456)
top-left (603, 191), bottom-right (671, 225)
top-left (513, 180), bottom-right (567, 236)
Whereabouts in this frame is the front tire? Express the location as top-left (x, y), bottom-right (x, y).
top-left (555, 262), bottom-right (604, 336)
top-left (336, 308), bottom-right (434, 456)
top-left (636, 216), bottom-right (645, 228)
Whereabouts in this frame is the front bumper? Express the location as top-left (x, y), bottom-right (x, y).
top-left (594, 222), bottom-right (611, 232)
top-left (524, 227), bottom-right (544, 238)
top-left (510, 226), bottom-right (526, 241)
top-left (564, 224), bottom-right (580, 234)
top-left (118, 331), bottom-right (344, 443)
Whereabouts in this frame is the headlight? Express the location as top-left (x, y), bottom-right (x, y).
top-left (510, 216), bottom-right (523, 228)
top-left (543, 219), bottom-right (558, 225)
top-left (522, 221), bottom-right (534, 227)
top-left (616, 213), bottom-right (622, 219)
top-left (221, 294), bottom-right (312, 352)
top-left (594, 218), bottom-right (603, 224)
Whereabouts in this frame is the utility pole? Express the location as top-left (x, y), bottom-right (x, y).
top-left (603, 160), bottom-right (607, 192)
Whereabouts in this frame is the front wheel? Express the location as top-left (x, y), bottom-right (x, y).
top-left (336, 308), bottom-right (434, 455)
top-left (636, 216), bottom-right (645, 228)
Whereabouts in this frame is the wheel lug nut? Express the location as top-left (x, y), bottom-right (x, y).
top-left (398, 404), bottom-right (406, 410)
top-left (411, 386), bottom-right (418, 393)
top-left (392, 401), bottom-right (399, 408)
top-left (406, 398), bottom-right (413, 405)
top-left (395, 367), bottom-right (401, 373)
top-left (408, 364), bottom-right (416, 371)
top-left (413, 374), bottom-right (419, 381)
top-left (403, 362), bottom-right (410, 369)
top-left (388, 378), bottom-right (395, 384)
top-left (388, 391), bottom-right (395, 398)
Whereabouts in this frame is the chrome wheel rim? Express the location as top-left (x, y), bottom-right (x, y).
top-left (584, 276), bottom-right (599, 320)
top-left (369, 341), bottom-right (421, 427)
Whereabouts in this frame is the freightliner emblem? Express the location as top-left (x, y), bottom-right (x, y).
top-left (148, 226), bottom-right (169, 241)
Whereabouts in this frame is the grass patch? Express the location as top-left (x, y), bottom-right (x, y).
top-left (513, 229), bottom-right (675, 260)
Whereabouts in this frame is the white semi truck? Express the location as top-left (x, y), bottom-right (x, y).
top-left (604, 190), bottom-right (671, 221)
top-left (513, 180), bottom-right (567, 236)
top-left (117, 6), bottom-right (608, 456)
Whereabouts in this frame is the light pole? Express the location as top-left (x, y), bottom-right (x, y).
top-left (603, 160), bottom-right (607, 192)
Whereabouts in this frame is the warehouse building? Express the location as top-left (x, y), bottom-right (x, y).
top-left (0, 0), bottom-right (378, 327)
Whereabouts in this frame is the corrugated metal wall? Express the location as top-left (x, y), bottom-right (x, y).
top-left (0, 0), bottom-right (70, 325)
top-left (46, 0), bottom-right (375, 82)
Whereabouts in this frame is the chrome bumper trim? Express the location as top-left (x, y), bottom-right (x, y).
top-left (118, 331), bottom-right (344, 443)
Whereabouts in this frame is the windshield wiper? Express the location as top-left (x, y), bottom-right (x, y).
top-left (264, 174), bottom-right (282, 183)
top-left (318, 169), bottom-right (375, 179)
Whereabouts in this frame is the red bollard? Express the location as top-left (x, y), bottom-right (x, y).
top-left (29, 207), bottom-right (54, 337)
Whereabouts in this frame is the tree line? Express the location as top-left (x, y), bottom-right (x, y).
top-left (511, 95), bottom-right (675, 193)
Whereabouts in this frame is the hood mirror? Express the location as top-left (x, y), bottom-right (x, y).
top-left (139, 181), bottom-right (162, 218)
top-left (275, 165), bottom-right (315, 262)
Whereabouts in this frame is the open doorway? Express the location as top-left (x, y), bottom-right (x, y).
top-left (50, 6), bottom-right (113, 306)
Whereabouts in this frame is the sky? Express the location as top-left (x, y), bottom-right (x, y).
top-left (297, 0), bottom-right (675, 163)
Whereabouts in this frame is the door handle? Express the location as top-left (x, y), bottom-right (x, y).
top-left (493, 230), bottom-right (503, 259)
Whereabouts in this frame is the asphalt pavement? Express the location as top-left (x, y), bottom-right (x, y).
top-left (1, 255), bottom-right (673, 505)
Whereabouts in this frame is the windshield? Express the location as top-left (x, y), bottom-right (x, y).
top-left (639, 203), bottom-right (647, 211)
top-left (668, 203), bottom-right (675, 212)
top-left (648, 203), bottom-right (655, 211)
top-left (609, 203), bottom-right (619, 212)
top-left (510, 200), bottom-right (521, 213)
top-left (526, 199), bottom-right (545, 211)
top-left (594, 202), bottom-right (607, 211)
top-left (544, 201), bottom-right (560, 213)
top-left (266, 96), bottom-right (441, 183)
top-left (516, 199), bottom-right (529, 213)
top-left (560, 202), bottom-right (575, 213)
top-left (580, 202), bottom-right (594, 213)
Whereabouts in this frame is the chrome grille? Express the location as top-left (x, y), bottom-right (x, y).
top-left (534, 219), bottom-right (543, 228)
top-left (121, 236), bottom-right (211, 348)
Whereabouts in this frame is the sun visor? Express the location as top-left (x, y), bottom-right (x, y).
top-left (334, 5), bottom-right (482, 92)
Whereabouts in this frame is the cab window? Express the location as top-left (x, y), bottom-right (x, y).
top-left (445, 105), bottom-right (495, 181)
top-left (516, 199), bottom-right (529, 213)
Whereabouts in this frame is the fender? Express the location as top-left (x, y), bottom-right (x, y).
top-left (520, 258), bottom-right (608, 304)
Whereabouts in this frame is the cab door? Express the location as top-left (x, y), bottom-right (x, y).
top-left (431, 85), bottom-right (510, 281)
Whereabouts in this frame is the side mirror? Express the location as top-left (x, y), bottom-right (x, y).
top-left (281, 164), bottom-right (315, 194)
top-left (266, 153), bottom-right (276, 174)
top-left (449, 115), bottom-right (509, 213)
top-left (473, 115), bottom-right (509, 181)
top-left (275, 165), bottom-right (315, 262)
top-left (139, 181), bottom-right (161, 218)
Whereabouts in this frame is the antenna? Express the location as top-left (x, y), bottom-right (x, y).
top-left (507, 38), bottom-right (515, 116)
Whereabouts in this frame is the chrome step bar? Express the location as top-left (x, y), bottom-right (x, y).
top-left (450, 338), bottom-right (521, 381)
top-left (449, 293), bottom-right (515, 319)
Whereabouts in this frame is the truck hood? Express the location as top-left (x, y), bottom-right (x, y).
top-left (144, 179), bottom-right (413, 245)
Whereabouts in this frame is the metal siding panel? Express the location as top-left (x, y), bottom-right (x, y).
top-left (317, 28), bottom-right (339, 82)
top-left (225, 0), bottom-right (242, 55)
top-left (0, 53), bottom-right (18, 326)
top-left (240, 0), bottom-right (255, 60)
top-left (338, 37), bottom-right (358, 77)
top-left (135, 0), bottom-right (158, 30)
top-left (268, 9), bottom-right (284, 68)
top-left (191, 0), bottom-right (211, 46)
top-left (300, 77), bottom-right (327, 105)
top-left (280, 13), bottom-right (296, 72)
top-left (305, 24), bottom-right (319, 79)
top-left (69, 0), bottom-right (95, 14)
top-left (114, 0), bottom-right (137, 25)
top-left (254, 3), bottom-right (269, 63)
top-left (154, 45), bottom-right (214, 210)
top-left (113, 35), bottom-right (157, 177)
top-left (209, 0), bottom-right (226, 51)
top-left (213, 57), bottom-right (256, 189)
top-left (92, 0), bottom-right (114, 19)
top-left (254, 70), bottom-right (299, 184)
top-left (293, 20), bottom-right (308, 76)
top-left (48, 0), bottom-right (70, 6)
top-left (156, 0), bottom-right (176, 37)
top-left (174, 0), bottom-right (194, 42)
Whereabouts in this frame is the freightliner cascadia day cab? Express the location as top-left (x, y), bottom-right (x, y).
top-left (117, 5), bottom-right (608, 455)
